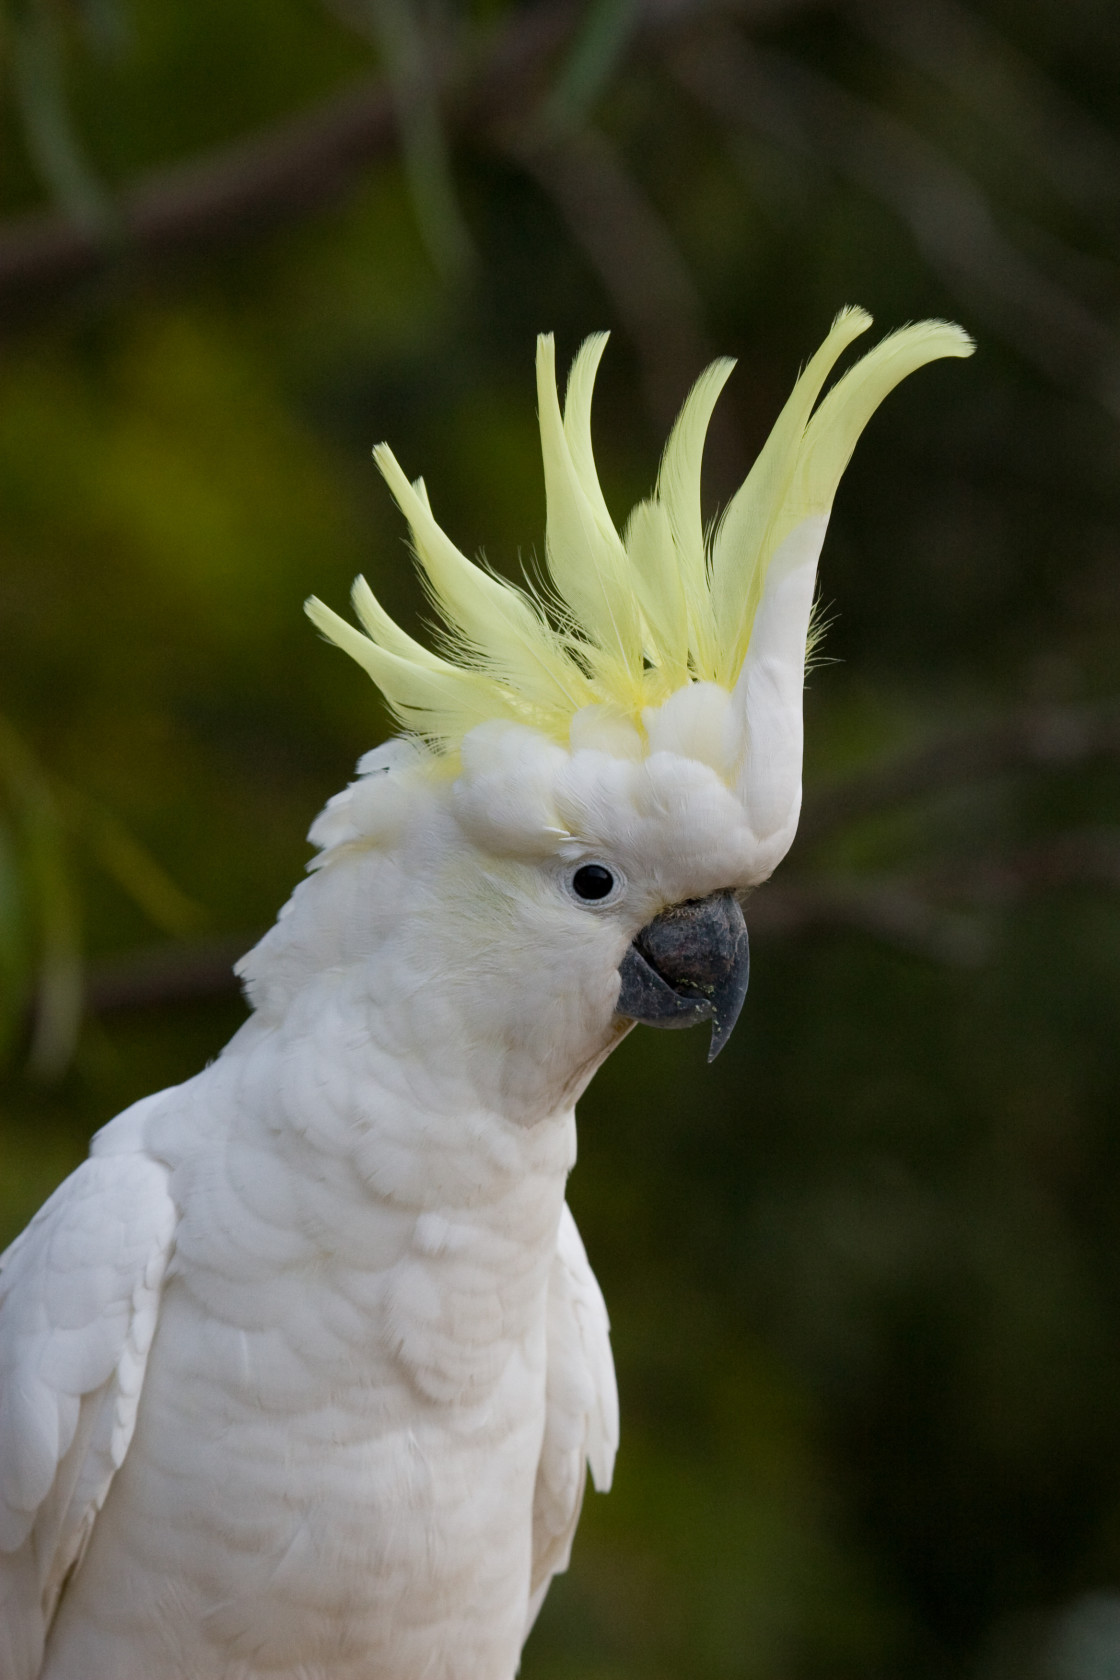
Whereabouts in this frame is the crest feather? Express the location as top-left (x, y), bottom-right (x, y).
top-left (307, 312), bottom-right (974, 753)
top-left (709, 305), bottom-right (871, 671)
top-left (305, 594), bottom-right (516, 739)
top-left (536, 333), bottom-right (644, 695)
top-left (372, 444), bottom-right (585, 717)
top-left (623, 498), bottom-right (689, 688)
top-left (655, 356), bottom-right (736, 681)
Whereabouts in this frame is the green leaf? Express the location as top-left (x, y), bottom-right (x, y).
top-left (8, 0), bottom-right (116, 233)
top-left (538, 0), bottom-right (638, 133)
top-left (62, 790), bottom-right (206, 940)
top-left (327, 0), bottom-right (475, 280)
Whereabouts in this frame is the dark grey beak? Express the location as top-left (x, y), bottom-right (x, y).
top-left (614, 889), bottom-right (750, 1062)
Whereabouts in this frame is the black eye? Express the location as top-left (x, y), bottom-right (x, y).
top-left (572, 863), bottom-right (616, 902)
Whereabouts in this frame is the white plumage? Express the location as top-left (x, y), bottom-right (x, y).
top-left (0, 316), bottom-right (970, 1678)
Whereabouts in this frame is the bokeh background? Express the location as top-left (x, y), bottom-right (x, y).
top-left (3, 1), bottom-right (1120, 1675)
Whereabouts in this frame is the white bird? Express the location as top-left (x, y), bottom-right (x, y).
top-left (0, 310), bottom-right (971, 1680)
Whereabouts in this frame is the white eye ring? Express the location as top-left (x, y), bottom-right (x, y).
top-left (562, 860), bottom-right (627, 909)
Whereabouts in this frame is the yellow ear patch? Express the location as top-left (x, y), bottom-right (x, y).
top-left (306, 311), bottom-right (973, 753)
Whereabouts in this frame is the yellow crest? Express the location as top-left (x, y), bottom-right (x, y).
top-left (306, 309), bottom-right (972, 752)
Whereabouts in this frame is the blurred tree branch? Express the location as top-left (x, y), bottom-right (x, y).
top-left (321, 0), bottom-right (477, 278)
top-left (667, 22), bottom-right (1120, 416)
top-left (0, 0), bottom-right (752, 310)
top-left (512, 123), bottom-right (709, 427)
top-left (0, 71), bottom-right (394, 300)
top-left (0, 0), bottom-right (1117, 430)
top-left (853, 0), bottom-right (1120, 236)
top-left (0, 0), bottom-right (578, 304)
top-left (753, 829), bottom-right (1120, 965)
top-left (798, 700), bottom-right (1120, 847)
top-left (84, 936), bottom-right (249, 1015)
top-left (4, 0), bottom-right (1116, 429)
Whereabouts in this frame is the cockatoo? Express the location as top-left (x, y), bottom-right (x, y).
top-left (0, 309), bottom-right (971, 1680)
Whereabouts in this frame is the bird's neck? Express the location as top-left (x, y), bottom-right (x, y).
top-left (219, 971), bottom-right (596, 1210)
top-left (234, 814), bottom-right (629, 1126)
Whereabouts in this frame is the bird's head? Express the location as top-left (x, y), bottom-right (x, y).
top-left (243, 311), bottom-right (971, 1112)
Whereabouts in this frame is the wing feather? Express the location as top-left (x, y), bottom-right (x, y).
top-left (0, 1138), bottom-right (176, 1680)
top-left (525, 1202), bottom-right (618, 1639)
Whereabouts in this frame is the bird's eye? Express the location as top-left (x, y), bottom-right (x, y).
top-left (571, 863), bottom-right (618, 902)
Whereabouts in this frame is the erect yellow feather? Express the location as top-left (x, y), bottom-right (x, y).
top-left (305, 594), bottom-right (517, 741)
top-left (306, 312), bottom-right (974, 752)
top-left (709, 305), bottom-right (872, 672)
top-left (559, 332), bottom-right (617, 556)
top-left (372, 444), bottom-right (586, 719)
top-left (622, 497), bottom-right (689, 690)
top-left (536, 334), bottom-right (643, 697)
top-left (655, 356), bottom-right (736, 682)
top-left (350, 576), bottom-right (449, 672)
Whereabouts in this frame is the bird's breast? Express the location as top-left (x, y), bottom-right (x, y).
top-left (44, 1133), bottom-right (567, 1679)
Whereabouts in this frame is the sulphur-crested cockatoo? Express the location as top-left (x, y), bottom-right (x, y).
top-left (0, 309), bottom-right (970, 1680)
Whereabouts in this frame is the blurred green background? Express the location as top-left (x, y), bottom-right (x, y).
top-left (3, 1), bottom-right (1120, 1675)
